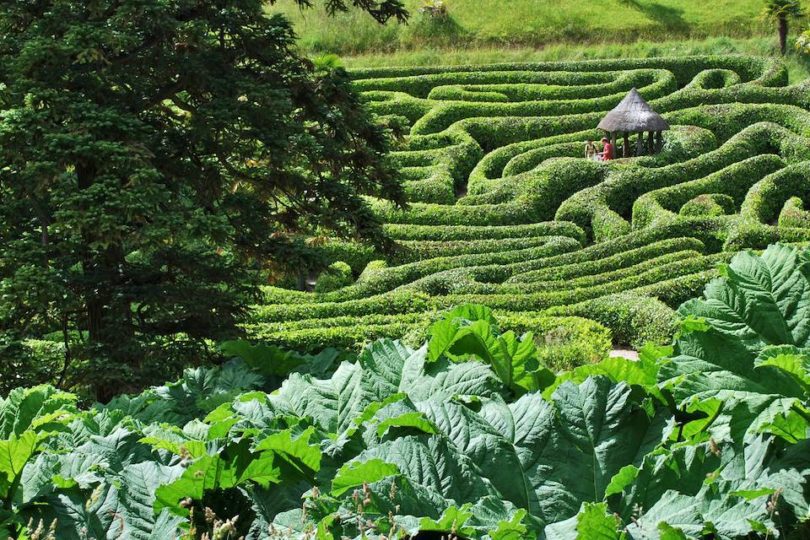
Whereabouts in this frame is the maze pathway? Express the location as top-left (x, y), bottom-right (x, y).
top-left (254, 56), bottom-right (810, 353)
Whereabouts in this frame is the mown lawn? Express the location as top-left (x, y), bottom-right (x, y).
top-left (270, 0), bottom-right (769, 54)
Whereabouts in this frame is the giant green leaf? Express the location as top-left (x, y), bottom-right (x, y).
top-left (0, 385), bottom-right (76, 438)
top-left (154, 439), bottom-right (281, 516)
top-left (0, 430), bottom-right (36, 498)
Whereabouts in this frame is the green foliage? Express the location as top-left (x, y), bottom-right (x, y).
top-left (678, 193), bottom-right (736, 217)
top-left (257, 54), bottom-right (810, 354)
top-left (271, 1), bottom-right (771, 55)
top-left (0, 0), bottom-right (407, 400)
top-left (764, 0), bottom-right (805, 19)
top-left (765, 0), bottom-right (805, 54)
top-left (426, 304), bottom-right (555, 394)
top-left (3, 249), bottom-right (810, 538)
top-left (314, 261), bottom-right (355, 293)
top-left (779, 196), bottom-right (810, 228)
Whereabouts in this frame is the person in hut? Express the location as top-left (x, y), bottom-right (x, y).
top-left (600, 137), bottom-right (614, 161)
top-left (584, 140), bottom-right (599, 160)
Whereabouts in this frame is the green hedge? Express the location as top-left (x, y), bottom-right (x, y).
top-left (391, 235), bottom-right (568, 263)
top-left (778, 197), bottom-right (810, 229)
top-left (740, 162), bottom-right (810, 225)
top-left (545, 293), bottom-right (677, 348)
top-left (424, 252), bottom-right (726, 313)
top-left (556, 120), bottom-right (804, 240)
top-left (263, 236), bottom-right (580, 305)
top-left (632, 154), bottom-right (785, 230)
top-left (351, 55), bottom-right (777, 87)
top-left (505, 221), bottom-right (724, 281)
top-left (679, 194), bottom-right (736, 218)
top-left (254, 55), bottom-right (810, 360)
top-left (507, 237), bottom-right (706, 283)
top-left (507, 249), bottom-right (705, 293)
top-left (314, 262), bottom-right (354, 293)
top-left (383, 220), bottom-right (585, 242)
top-left (408, 73), bottom-right (676, 135)
top-left (247, 308), bottom-right (611, 367)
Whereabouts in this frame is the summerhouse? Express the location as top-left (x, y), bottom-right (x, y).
top-left (598, 88), bottom-right (669, 157)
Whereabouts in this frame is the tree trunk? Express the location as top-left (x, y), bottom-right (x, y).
top-left (779, 15), bottom-right (788, 55)
top-left (76, 161), bottom-right (133, 401)
top-left (75, 161), bottom-right (105, 343)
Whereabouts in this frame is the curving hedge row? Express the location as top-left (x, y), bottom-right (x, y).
top-left (252, 55), bottom-right (810, 354)
top-left (246, 309), bottom-right (611, 372)
top-left (779, 197), bottom-right (810, 229)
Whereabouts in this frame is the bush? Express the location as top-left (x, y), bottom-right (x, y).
top-left (778, 196), bottom-right (810, 228)
top-left (547, 293), bottom-right (678, 348)
top-left (679, 193), bottom-right (736, 217)
top-left (358, 259), bottom-right (388, 282)
top-left (0, 338), bottom-right (65, 395)
top-left (314, 261), bottom-right (354, 293)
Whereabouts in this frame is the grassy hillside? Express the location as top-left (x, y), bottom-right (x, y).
top-left (270, 0), bottom-right (770, 54)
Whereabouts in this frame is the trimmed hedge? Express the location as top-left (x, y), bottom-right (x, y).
top-left (632, 154), bottom-right (785, 230)
top-left (351, 55), bottom-right (777, 87)
top-left (384, 220), bottom-right (585, 242)
top-left (740, 162), bottom-right (810, 225)
top-left (679, 194), bottom-right (736, 218)
top-left (314, 261), bottom-right (354, 293)
top-left (507, 237), bottom-right (707, 283)
top-left (254, 55), bottom-right (810, 359)
top-left (546, 293), bottom-right (677, 348)
top-left (247, 308), bottom-right (611, 368)
top-left (557, 121), bottom-right (804, 240)
top-left (778, 197), bottom-right (810, 229)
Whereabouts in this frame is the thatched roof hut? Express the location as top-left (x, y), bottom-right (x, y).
top-left (598, 88), bottom-right (669, 133)
top-left (598, 88), bottom-right (669, 157)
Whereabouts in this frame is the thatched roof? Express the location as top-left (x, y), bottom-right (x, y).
top-left (598, 88), bottom-right (670, 133)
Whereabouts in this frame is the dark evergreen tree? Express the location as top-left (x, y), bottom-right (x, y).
top-left (0, 0), bottom-right (406, 399)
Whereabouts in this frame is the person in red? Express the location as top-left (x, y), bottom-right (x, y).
top-left (600, 137), bottom-right (614, 161)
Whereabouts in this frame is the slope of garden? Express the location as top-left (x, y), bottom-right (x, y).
top-left (255, 55), bottom-right (810, 358)
top-left (4, 245), bottom-right (810, 538)
top-left (270, 0), bottom-right (766, 54)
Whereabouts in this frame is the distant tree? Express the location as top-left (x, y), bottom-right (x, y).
top-left (0, 0), bottom-right (407, 400)
top-left (764, 0), bottom-right (805, 54)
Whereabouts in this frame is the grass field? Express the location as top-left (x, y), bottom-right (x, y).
top-left (270, 0), bottom-right (771, 54)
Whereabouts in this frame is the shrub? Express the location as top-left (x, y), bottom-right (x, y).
top-left (358, 259), bottom-right (388, 282)
top-left (679, 193), bottom-right (736, 217)
top-left (314, 261), bottom-right (354, 293)
top-left (547, 293), bottom-right (678, 348)
top-left (778, 196), bottom-right (810, 228)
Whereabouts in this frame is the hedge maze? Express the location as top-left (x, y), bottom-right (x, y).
top-left (254, 56), bottom-right (810, 360)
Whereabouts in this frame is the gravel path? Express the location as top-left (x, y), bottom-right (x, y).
top-left (610, 349), bottom-right (639, 360)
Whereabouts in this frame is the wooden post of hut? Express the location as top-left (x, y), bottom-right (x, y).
top-left (597, 88), bottom-right (670, 159)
